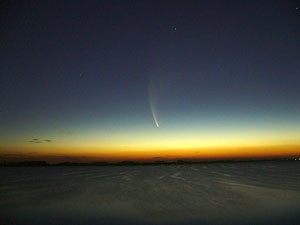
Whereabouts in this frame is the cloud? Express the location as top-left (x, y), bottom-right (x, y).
top-left (29, 138), bottom-right (53, 144)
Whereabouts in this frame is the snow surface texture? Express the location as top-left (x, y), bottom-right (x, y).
top-left (1, 162), bottom-right (300, 224)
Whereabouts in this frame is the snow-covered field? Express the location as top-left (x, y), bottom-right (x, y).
top-left (1, 162), bottom-right (300, 224)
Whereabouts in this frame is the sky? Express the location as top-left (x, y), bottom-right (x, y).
top-left (1, 0), bottom-right (300, 162)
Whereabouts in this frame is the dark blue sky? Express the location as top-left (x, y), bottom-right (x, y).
top-left (1, 0), bottom-right (300, 160)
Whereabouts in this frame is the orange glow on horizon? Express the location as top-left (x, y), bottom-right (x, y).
top-left (1, 144), bottom-right (300, 163)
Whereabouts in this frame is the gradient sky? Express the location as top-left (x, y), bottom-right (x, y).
top-left (1, 0), bottom-right (300, 162)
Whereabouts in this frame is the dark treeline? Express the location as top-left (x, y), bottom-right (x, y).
top-left (0, 158), bottom-right (299, 167)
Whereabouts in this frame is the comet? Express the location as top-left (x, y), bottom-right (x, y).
top-left (148, 82), bottom-right (160, 127)
top-left (150, 98), bottom-right (159, 127)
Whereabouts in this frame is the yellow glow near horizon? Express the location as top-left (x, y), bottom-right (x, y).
top-left (1, 141), bottom-right (300, 163)
top-left (1, 125), bottom-right (300, 162)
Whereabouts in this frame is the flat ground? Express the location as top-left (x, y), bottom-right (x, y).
top-left (1, 162), bottom-right (300, 224)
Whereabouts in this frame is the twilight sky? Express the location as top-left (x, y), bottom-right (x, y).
top-left (1, 0), bottom-right (300, 162)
